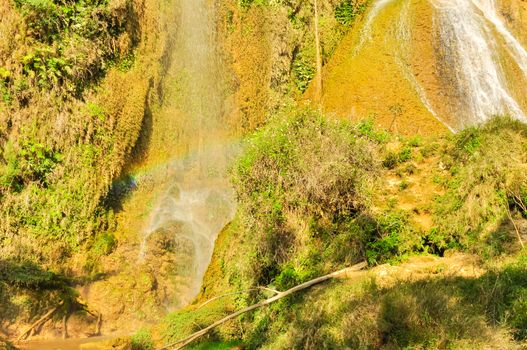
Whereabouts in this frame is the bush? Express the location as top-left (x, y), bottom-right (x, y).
top-left (0, 138), bottom-right (61, 192)
top-left (131, 329), bottom-right (154, 350)
top-left (432, 117), bottom-right (527, 254)
top-left (335, 0), bottom-right (368, 25)
top-left (233, 109), bottom-right (381, 286)
top-left (292, 50), bottom-right (316, 93)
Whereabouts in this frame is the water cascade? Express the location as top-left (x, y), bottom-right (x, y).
top-left (432, 0), bottom-right (527, 127)
top-left (139, 0), bottom-right (237, 307)
top-left (322, 0), bottom-right (527, 132)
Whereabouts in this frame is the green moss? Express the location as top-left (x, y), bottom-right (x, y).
top-left (335, 0), bottom-right (368, 25)
top-left (131, 329), bottom-right (154, 350)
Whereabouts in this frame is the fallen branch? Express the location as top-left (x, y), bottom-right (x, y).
top-left (198, 287), bottom-right (280, 309)
top-left (158, 261), bottom-right (367, 350)
top-left (17, 301), bottom-right (64, 342)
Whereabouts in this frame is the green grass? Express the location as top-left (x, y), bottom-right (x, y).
top-left (432, 117), bottom-right (527, 256)
top-left (227, 254), bottom-right (527, 349)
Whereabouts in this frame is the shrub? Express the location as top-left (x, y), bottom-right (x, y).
top-left (433, 117), bottom-right (527, 253)
top-left (335, 0), bottom-right (368, 25)
top-left (382, 146), bottom-right (412, 169)
top-left (131, 329), bottom-right (154, 350)
top-left (233, 109), bottom-right (381, 285)
top-left (0, 139), bottom-right (61, 192)
top-left (292, 51), bottom-right (316, 93)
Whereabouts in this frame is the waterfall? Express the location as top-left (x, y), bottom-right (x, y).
top-left (353, 0), bottom-right (527, 130)
top-left (473, 0), bottom-right (527, 74)
top-left (355, 0), bottom-right (395, 54)
top-left (432, 0), bottom-right (527, 127)
top-left (139, 0), bottom-right (237, 308)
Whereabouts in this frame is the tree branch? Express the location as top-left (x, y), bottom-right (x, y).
top-left (17, 301), bottom-right (64, 342)
top-left (198, 287), bottom-right (280, 309)
top-left (157, 261), bottom-right (367, 350)
top-left (506, 205), bottom-right (525, 249)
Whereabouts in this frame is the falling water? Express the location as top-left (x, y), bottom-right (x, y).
top-left (138, 0), bottom-right (237, 307)
top-left (432, 0), bottom-right (527, 127)
top-left (355, 0), bottom-right (395, 54)
top-left (356, 0), bottom-right (527, 130)
top-left (473, 0), bottom-right (527, 73)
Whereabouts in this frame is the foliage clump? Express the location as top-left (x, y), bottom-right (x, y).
top-left (335, 0), bottom-right (368, 25)
top-left (232, 109), bottom-right (382, 287)
top-left (432, 117), bottom-right (527, 254)
top-left (5, 0), bottom-right (133, 99)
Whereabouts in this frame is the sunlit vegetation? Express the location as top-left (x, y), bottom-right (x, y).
top-left (0, 0), bottom-right (150, 268)
top-left (432, 117), bottom-right (527, 256)
top-left (157, 113), bottom-right (527, 349)
top-left (2, 0), bottom-right (527, 347)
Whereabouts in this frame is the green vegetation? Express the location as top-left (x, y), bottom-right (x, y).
top-left (290, 0), bottom-right (369, 93)
top-left (2, 0), bottom-right (527, 346)
top-left (10, 0), bottom-right (132, 96)
top-left (249, 256), bottom-right (527, 349)
top-left (131, 329), bottom-right (154, 350)
top-left (292, 51), bottom-right (316, 93)
top-left (0, 0), bottom-right (149, 268)
top-left (159, 114), bottom-right (527, 349)
top-left (231, 109), bottom-right (382, 287)
top-left (0, 0), bottom-right (157, 335)
top-left (335, 0), bottom-right (368, 25)
top-left (236, 0), bottom-right (369, 95)
top-left (433, 117), bottom-right (527, 256)
top-left (162, 304), bottom-right (232, 346)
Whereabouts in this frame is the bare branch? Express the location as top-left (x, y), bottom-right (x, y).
top-left (506, 205), bottom-right (524, 249)
top-left (157, 261), bottom-right (367, 350)
top-left (198, 287), bottom-right (280, 309)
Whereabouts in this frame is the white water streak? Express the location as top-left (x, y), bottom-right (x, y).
top-left (433, 0), bottom-right (526, 125)
top-left (473, 0), bottom-right (527, 74)
top-left (395, 1), bottom-right (456, 132)
top-left (354, 0), bottom-right (395, 55)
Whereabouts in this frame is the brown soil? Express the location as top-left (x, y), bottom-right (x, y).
top-left (18, 336), bottom-right (111, 350)
top-left (374, 141), bottom-right (446, 232)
